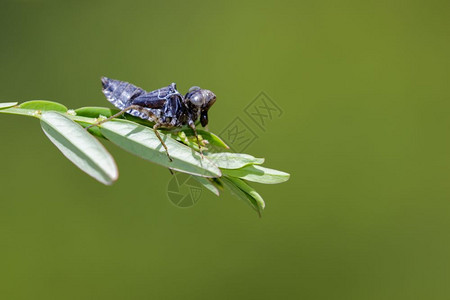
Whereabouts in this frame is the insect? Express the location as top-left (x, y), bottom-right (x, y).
top-left (87, 77), bottom-right (217, 161)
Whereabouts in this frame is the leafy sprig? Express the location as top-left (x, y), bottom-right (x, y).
top-left (0, 101), bottom-right (290, 216)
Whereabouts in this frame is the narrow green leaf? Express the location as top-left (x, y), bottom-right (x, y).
top-left (20, 100), bottom-right (67, 112)
top-left (0, 106), bottom-right (41, 117)
top-left (197, 129), bottom-right (230, 149)
top-left (74, 106), bottom-right (120, 118)
top-left (100, 120), bottom-right (222, 178)
top-left (196, 129), bottom-right (229, 149)
top-left (226, 176), bottom-right (265, 213)
top-left (171, 128), bottom-right (229, 149)
top-left (192, 176), bottom-right (220, 196)
top-left (66, 114), bottom-right (110, 139)
top-left (0, 102), bottom-right (18, 109)
top-left (206, 152), bottom-right (264, 169)
top-left (222, 176), bottom-right (264, 216)
top-left (76, 121), bottom-right (105, 139)
top-left (40, 112), bottom-right (118, 185)
top-left (74, 107), bottom-right (122, 139)
top-left (221, 165), bottom-right (290, 184)
top-left (222, 177), bottom-right (258, 212)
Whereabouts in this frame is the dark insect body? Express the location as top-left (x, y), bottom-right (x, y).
top-left (87, 77), bottom-right (217, 161)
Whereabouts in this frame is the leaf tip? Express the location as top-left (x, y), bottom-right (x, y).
top-left (0, 102), bottom-right (19, 109)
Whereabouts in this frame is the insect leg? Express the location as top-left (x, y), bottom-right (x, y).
top-left (85, 105), bottom-right (145, 130)
top-left (153, 123), bottom-right (173, 162)
top-left (189, 122), bottom-right (204, 159)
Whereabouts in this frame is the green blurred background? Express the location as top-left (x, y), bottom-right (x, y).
top-left (1, 0), bottom-right (449, 299)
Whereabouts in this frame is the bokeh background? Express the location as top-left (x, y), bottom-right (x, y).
top-left (1, 0), bottom-right (449, 299)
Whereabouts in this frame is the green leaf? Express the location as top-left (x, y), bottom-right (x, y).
top-left (40, 112), bottom-right (118, 185)
top-left (221, 165), bottom-right (290, 184)
top-left (226, 176), bottom-right (265, 212)
top-left (73, 107), bottom-right (122, 139)
top-left (0, 102), bottom-right (18, 109)
top-left (0, 106), bottom-right (41, 117)
top-left (65, 114), bottom-right (111, 139)
top-left (222, 177), bottom-right (258, 212)
top-left (222, 176), bottom-right (265, 217)
top-left (206, 152), bottom-right (264, 169)
top-left (171, 128), bottom-right (229, 149)
top-left (74, 106), bottom-right (120, 118)
top-left (197, 129), bottom-right (229, 149)
top-left (99, 119), bottom-right (222, 178)
top-left (76, 121), bottom-right (105, 139)
top-left (192, 176), bottom-right (220, 196)
top-left (20, 100), bottom-right (68, 112)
